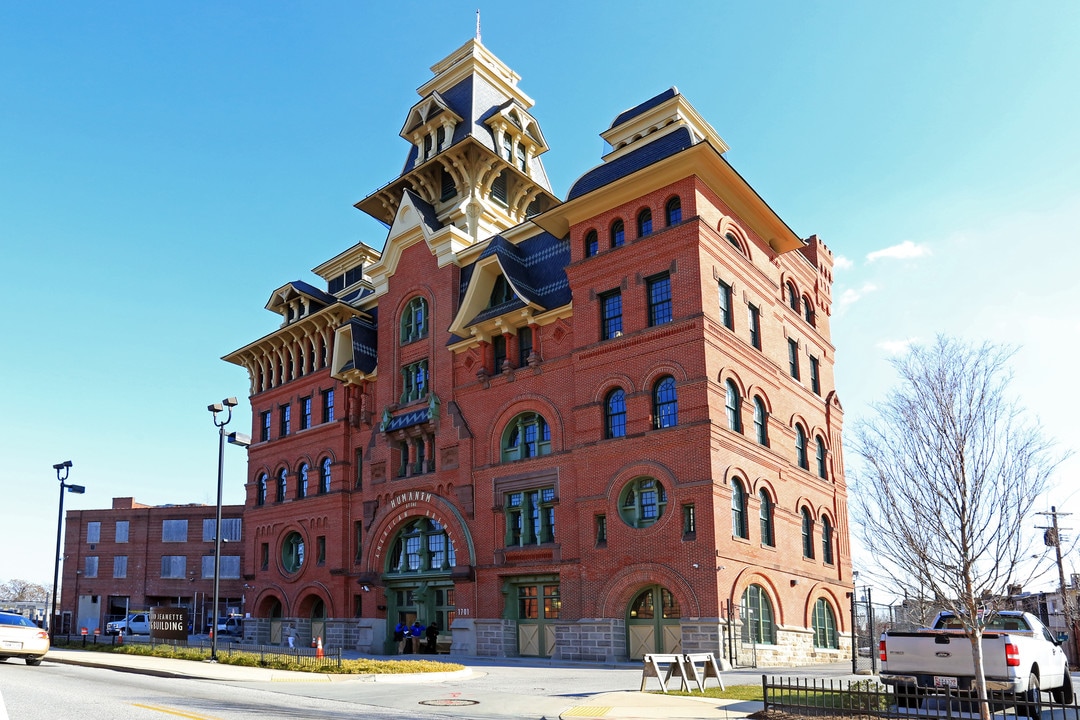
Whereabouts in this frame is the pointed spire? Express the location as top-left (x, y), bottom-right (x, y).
top-left (475, 9), bottom-right (481, 42)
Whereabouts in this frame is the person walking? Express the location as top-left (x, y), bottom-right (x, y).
top-left (393, 621), bottom-right (406, 654)
top-left (425, 621), bottom-right (439, 654)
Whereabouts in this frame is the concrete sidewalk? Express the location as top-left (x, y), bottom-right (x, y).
top-left (46, 647), bottom-right (764, 719)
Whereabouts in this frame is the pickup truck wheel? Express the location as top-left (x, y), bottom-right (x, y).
top-left (25, 657), bottom-right (42, 666)
top-left (1051, 672), bottom-right (1073, 704)
top-left (1021, 672), bottom-right (1042, 718)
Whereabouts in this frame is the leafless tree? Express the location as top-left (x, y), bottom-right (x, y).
top-left (0, 579), bottom-right (50, 603)
top-left (851, 336), bottom-right (1068, 720)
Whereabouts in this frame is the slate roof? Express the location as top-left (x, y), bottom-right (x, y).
top-left (609, 87), bottom-right (678, 129)
top-left (284, 280), bottom-right (337, 307)
top-left (401, 188), bottom-right (443, 232)
top-left (461, 231), bottom-right (571, 327)
top-left (567, 126), bottom-right (695, 201)
top-left (339, 317), bottom-right (378, 374)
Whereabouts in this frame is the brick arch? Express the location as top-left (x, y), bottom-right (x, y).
top-left (366, 491), bottom-right (476, 575)
top-left (592, 373), bottom-right (637, 403)
top-left (802, 583), bottom-right (848, 633)
top-left (596, 562), bottom-right (702, 619)
top-left (745, 385), bottom-right (773, 413)
top-left (717, 366), bottom-right (748, 396)
top-left (641, 360), bottom-right (690, 390)
top-left (254, 587), bottom-right (290, 617)
top-left (296, 583), bottom-right (335, 618)
top-left (749, 477), bottom-right (779, 503)
top-left (717, 218), bottom-right (751, 259)
top-left (604, 459), bottom-right (679, 498)
top-left (793, 496), bottom-right (818, 518)
top-left (730, 567), bottom-right (787, 626)
top-left (487, 394), bottom-right (563, 463)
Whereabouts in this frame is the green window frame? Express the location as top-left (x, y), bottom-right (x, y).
top-left (501, 412), bottom-right (551, 462)
top-left (741, 584), bottom-right (776, 644)
top-left (618, 477), bottom-right (667, 528)
top-left (387, 518), bottom-right (456, 574)
top-left (731, 478), bottom-right (748, 539)
top-left (401, 297), bottom-right (428, 344)
top-left (813, 598), bottom-right (838, 648)
top-left (505, 487), bottom-right (556, 547)
top-left (400, 359), bottom-right (429, 404)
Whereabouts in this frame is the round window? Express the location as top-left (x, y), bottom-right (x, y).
top-left (618, 477), bottom-right (667, 528)
top-left (281, 531), bottom-right (305, 573)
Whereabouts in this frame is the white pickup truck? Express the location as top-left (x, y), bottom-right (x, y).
top-left (105, 612), bottom-right (151, 635)
top-left (879, 611), bottom-right (1072, 715)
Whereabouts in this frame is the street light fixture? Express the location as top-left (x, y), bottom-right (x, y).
top-left (50, 460), bottom-right (83, 640)
top-left (208, 398), bottom-right (250, 662)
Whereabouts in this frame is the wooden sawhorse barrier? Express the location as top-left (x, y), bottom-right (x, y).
top-left (640, 653), bottom-right (725, 693)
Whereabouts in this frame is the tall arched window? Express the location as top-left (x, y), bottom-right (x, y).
top-left (821, 515), bottom-right (834, 564)
top-left (759, 489), bottom-right (775, 547)
top-left (653, 376), bottom-right (678, 429)
top-left (795, 424), bottom-right (809, 470)
top-left (801, 507), bottom-right (815, 558)
top-left (637, 208), bottom-right (653, 237)
top-left (731, 478), bottom-right (748, 539)
top-left (741, 584), bottom-right (776, 644)
top-left (605, 388), bottom-right (627, 439)
top-left (812, 598), bottom-right (838, 648)
top-left (610, 219), bottom-right (625, 248)
top-left (501, 412), bottom-right (552, 462)
top-left (298, 463), bottom-right (309, 498)
top-left (584, 229), bottom-right (599, 257)
top-left (815, 435), bottom-right (828, 479)
top-left (319, 457), bottom-right (331, 494)
top-left (276, 468), bottom-right (287, 503)
top-left (786, 280), bottom-right (799, 312)
top-left (256, 473), bottom-right (267, 506)
top-left (387, 518), bottom-right (457, 574)
top-left (665, 196), bottom-right (682, 226)
top-left (400, 297), bottom-right (428, 344)
top-left (803, 295), bottom-right (815, 326)
top-left (753, 397), bottom-right (769, 446)
top-left (725, 380), bottom-right (742, 433)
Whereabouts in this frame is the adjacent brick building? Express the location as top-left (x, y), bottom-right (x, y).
top-left (59, 497), bottom-right (245, 635)
top-left (223, 37), bottom-right (852, 665)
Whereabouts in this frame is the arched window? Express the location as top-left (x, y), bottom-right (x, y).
top-left (256, 473), bottom-right (267, 506)
top-left (298, 463), bottom-right (309, 498)
top-left (637, 208), bottom-right (653, 237)
top-left (812, 598), bottom-right (838, 648)
top-left (489, 275), bottom-right (514, 307)
top-left (400, 297), bottom-right (428, 344)
top-left (725, 380), bottom-right (742, 433)
top-left (610, 219), bottom-right (625, 248)
top-left (501, 412), bottom-right (551, 462)
top-left (786, 280), bottom-right (799, 312)
top-left (731, 478), bottom-right (748, 539)
top-left (653, 376), bottom-right (678, 429)
top-left (605, 388), bottom-right (627, 439)
top-left (821, 515), bottom-right (834, 564)
top-left (803, 295), bottom-right (815, 326)
top-left (741, 584), bottom-right (776, 644)
top-left (796, 424), bottom-right (809, 470)
top-left (725, 232), bottom-right (743, 254)
top-left (276, 468), bottom-right (287, 503)
top-left (618, 477), bottom-right (667, 528)
top-left (387, 518), bottom-right (456, 574)
top-left (753, 396), bottom-right (769, 446)
top-left (584, 229), bottom-right (599, 258)
top-left (319, 457), bottom-right (331, 494)
top-left (759, 489), bottom-right (775, 547)
top-left (815, 436), bottom-right (828, 479)
top-left (801, 507), bottom-right (815, 558)
top-left (665, 196), bottom-right (682, 226)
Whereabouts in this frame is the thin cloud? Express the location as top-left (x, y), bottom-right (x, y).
top-left (866, 240), bottom-right (931, 263)
top-left (837, 282), bottom-right (879, 308)
top-left (833, 255), bottom-right (854, 270)
top-left (876, 338), bottom-right (917, 355)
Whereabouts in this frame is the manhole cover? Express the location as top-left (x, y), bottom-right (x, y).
top-left (420, 699), bottom-right (480, 706)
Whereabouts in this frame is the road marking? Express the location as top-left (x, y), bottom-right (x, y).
top-left (131, 702), bottom-right (225, 719)
top-left (562, 707), bottom-right (612, 717)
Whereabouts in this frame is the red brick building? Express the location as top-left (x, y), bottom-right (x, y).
top-left (225, 38), bottom-right (852, 665)
top-left (60, 497), bottom-right (245, 635)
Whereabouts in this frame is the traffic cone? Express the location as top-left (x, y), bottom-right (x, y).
top-left (316, 636), bottom-right (324, 658)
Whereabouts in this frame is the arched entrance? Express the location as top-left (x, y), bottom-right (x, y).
top-left (260, 596), bottom-right (283, 645)
top-left (384, 518), bottom-right (457, 654)
top-left (626, 585), bottom-right (681, 659)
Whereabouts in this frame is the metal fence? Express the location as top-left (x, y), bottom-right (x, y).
top-left (51, 634), bottom-right (344, 669)
top-left (763, 675), bottom-right (1079, 719)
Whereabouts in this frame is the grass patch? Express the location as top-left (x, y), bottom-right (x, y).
top-left (649, 684), bottom-right (764, 701)
top-left (51, 638), bottom-right (463, 674)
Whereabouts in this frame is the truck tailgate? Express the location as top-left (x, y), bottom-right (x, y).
top-left (883, 632), bottom-right (1011, 679)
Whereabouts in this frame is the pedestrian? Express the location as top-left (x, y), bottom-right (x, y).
top-left (393, 621), bottom-right (406, 654)
top-left (286, 624), bottom-right (296, 649)
top-left (425, 621), bottom-right (439, 654)
top-left (411, 620), bottom-right (425, 654)
top-left (402, 622), bottom-right (413, 654)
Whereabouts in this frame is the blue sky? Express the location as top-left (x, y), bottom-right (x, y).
top-left (3, 2), bottom-right (1078, 589)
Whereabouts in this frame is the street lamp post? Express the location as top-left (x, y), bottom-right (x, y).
top-left (50, 460), bottom-right (84, 640)
top-left (208, 398), bottom-right (250, 662)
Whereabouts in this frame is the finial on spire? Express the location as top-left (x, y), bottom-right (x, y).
top-left (475, 9), bottom-right (481, 42)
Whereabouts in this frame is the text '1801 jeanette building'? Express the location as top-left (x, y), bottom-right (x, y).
top-left (223, 36), bottom-right (851, 666)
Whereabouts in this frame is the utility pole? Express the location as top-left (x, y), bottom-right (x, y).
top-left (1037, 506), bottom-right (1076, 664)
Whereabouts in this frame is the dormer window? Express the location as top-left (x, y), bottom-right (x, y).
top-left (502, 134), bottom-right (513, 162)
top-left (516, 143), bottom-right (527, 172)
top-left (489, 275), bottom-right (514, 307)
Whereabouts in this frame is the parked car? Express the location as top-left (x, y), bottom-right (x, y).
top-left (105, 612), bottom-right (151, 635)
top-left (216, 617), bottom-right (244, 636)
top-left (0, 611), bottom-right (50, 666)
top-left (879, 610), bottom-right (1071, 716)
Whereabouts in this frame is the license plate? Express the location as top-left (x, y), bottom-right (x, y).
top-left (934, 676), bottom-right (958, 689)
top-left (1, 641), bottom-right (22, 650)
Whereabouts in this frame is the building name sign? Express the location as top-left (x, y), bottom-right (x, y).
top-left (150, 607), bottom-right (190, 641)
